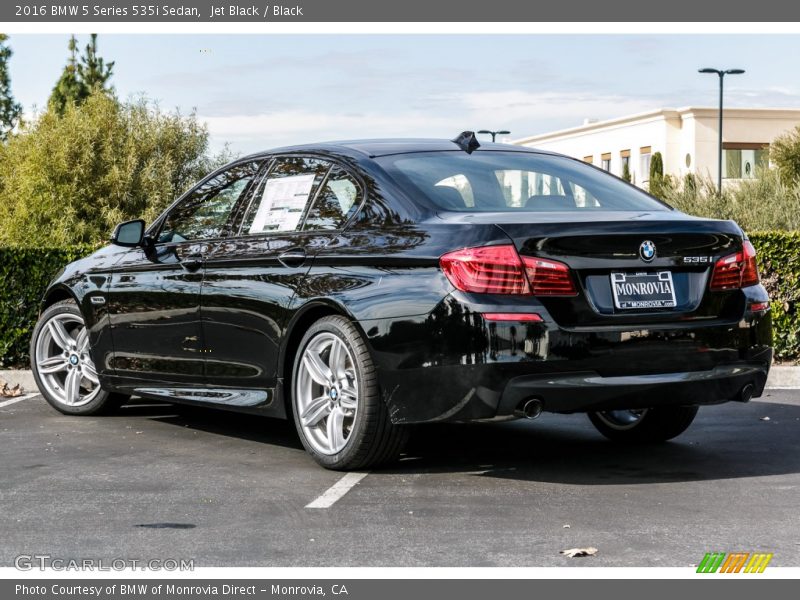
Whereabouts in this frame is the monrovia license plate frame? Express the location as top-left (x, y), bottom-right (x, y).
top-left (611, 271), bottom-right (677, 310)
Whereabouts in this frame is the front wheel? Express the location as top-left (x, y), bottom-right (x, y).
top-left (588, 405), bottom-right (699, 443)
top-left (30, 299), bottom-right (128, 415)
top-left (291, 315), bottom-right (408, 470)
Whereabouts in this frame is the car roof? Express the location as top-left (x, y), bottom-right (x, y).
top-left (238, 138), bottom-right (560, 161)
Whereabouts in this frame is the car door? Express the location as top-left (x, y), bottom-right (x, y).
top-left (200, 155), bottom-right (362, 409)
top-left (105, 160), bottom-right (262, 389)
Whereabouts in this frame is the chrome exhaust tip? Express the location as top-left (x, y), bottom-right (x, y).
top-left (514, 397), bottom-right (544, 420)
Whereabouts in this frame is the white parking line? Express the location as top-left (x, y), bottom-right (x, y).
top-left (305, 472), bottom-right (369, 509)
top-left (0, 393), bottom-right (38, 408)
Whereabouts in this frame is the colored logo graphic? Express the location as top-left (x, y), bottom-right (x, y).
top-left (639, 240), bottom-right (656, 262)
top-left (696, 552), bottom-right (773, 573)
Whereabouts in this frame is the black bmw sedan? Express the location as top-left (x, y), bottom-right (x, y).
top-left (30, 134), bottom-right (772, 470)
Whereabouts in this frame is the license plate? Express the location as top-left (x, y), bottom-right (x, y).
top-left (611, 271), bottom-right (677, 309)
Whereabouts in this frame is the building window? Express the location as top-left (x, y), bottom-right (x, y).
top-left (601, 153), bottom-right (611, 172)
top-left (583, 155), bottom-right (593, 164)
top-left (640, 147), bottom-right (652, 181)
top-left (722, 144), bottom-right (769, 180)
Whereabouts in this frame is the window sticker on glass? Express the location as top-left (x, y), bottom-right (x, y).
top-left (249, 173), bottom-right (317, 234)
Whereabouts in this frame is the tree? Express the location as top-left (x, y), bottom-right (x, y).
top-left (622, 161), bottom-right (632, 183)
top-left (78, 34), bottom-right (114, 94)
top-left (649, 151), bottom-right (664, 181)
top-left (0, 34), bottom-right (22, 141)
top-left (649, 151), bottom-right (665, 198)
top-left (770, 126), bottom-right (800, 187)
top-left (0, 91), bottom-right (231, 246)
top-left (48, 34), bottom-right (113, 115)
top-left (48, 36), bottom-right (88, 115)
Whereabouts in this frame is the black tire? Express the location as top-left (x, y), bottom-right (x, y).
top-left (30, 299), bottom-right (129, 416)
top-left (588, 405), bottom-right (699, 443)
top-left (291, 315), bottom-right (409, 470)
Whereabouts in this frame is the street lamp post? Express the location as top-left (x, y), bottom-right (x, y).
top-left (698, 67), bottom-right (745, 193)
top-left (477, 129), bottom-right (511, 143)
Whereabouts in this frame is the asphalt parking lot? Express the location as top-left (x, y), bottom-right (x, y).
top-left (1, 390), bottom-right (799, 568)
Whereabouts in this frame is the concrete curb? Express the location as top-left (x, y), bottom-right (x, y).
top-left (764, 365), bottom-right (800, 388)
top-left (2, 366), bottom-right (800, 395)
top-left (0, 369), bottom-right (36, 393)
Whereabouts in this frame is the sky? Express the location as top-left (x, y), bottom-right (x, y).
top-left (7, 34), bottom-right (800, 154)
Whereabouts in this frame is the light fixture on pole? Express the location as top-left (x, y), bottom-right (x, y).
top-left (698, 68), bottom-right (745, 193)
top-left (477, 129), bottom-right (511, 143)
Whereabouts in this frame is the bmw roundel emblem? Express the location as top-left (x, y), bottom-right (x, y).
top-left (639, 240), bottom-right (656, 262)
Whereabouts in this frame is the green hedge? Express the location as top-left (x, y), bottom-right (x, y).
top-left (0, 234), bottom-right (799, 368)
top-left (0, 246), bottom-right (95, 368)
top-left (749, 232), bottom-right (800, 360)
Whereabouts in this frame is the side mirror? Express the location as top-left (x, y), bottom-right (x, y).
top-left (111, 219), bottom-right (146, 247)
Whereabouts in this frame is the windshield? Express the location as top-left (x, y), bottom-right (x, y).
top-left (377, 151), bottom-right (670, 213)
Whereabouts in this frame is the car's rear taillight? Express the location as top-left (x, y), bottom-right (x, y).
top-left (741, 241), bottom-right (760, 287)
top-left (439, 244), bottom-right (576, 296)
top-left (709, 240), bottom-right (760, 291)
top-left (439, 245), bottom-right (530, 294)
top-left (522, 257), bottom-right (578, 296)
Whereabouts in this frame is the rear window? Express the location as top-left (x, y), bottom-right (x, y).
top-left (377, 151), bottom-right (670, 212)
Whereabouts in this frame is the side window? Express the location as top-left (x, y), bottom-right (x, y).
top-left (303, 166), bottom-right (362, 231)
top-left (243, 157), bottom-right (329, 234)
top-left (159, 161), bottom-right (260, 243)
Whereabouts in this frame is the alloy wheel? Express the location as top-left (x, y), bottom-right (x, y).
top-left (34, 313), bottom-right (102, 408)
top-left (295, 332), bottom-right (359, 455)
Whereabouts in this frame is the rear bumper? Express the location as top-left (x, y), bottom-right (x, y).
top-left (496, 363), bottom-right (768, 414)
top-left (363, 288), bottom-right (773, 424)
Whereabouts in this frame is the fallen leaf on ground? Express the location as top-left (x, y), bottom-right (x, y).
top-left (0, 378), bottom-right (24, 398)
top-left (560, 547), bottom-right (598, 558)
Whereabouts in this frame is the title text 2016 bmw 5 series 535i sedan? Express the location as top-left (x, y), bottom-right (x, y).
top-left (30, 133), bottom-right (772, 470)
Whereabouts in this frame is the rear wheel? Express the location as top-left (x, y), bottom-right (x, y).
top-left (588, 405), bottom-right (698, 442)
top-left (291, 315), bottom-right (408, 470)
top-left (30, 299), bottom-right (128, 415)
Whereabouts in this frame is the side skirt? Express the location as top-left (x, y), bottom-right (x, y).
top-left (99, 375), bottom-right (287, 418)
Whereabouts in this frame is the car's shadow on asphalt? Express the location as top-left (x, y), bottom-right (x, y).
top-left (115, 401), bottom-right (304, 451)
top-left (117, 398), bottom-right (800, 485)
top-left (392, 400), bottom-right (800, 485)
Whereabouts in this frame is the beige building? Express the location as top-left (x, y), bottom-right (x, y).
top-left (513, 107), bottom-right (800, 188)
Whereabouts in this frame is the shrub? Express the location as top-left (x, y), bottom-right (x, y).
top-left (0, 91), bottom-right (230, 246)
top-left (683, 172), bottom-right (697, 194)
top-left (771, 125), bottom-right (800, 187)
top-left (654, 169), bottom-right (800, 231)
top-left (0, 245), bottom-right (95, 367)
top-left (750, 232), bottom-right (800, 361)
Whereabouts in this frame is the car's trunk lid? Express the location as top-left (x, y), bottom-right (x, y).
top-left (439, 210), bottom-right (746, 326)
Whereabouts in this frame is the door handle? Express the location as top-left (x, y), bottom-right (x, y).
top-left (180, 253), bottom-right (204, 272)
top-left (277, 248), bottom-right (307, 268)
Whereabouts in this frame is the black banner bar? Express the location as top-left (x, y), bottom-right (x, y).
top-left (3, 0), bottom-right (800, 22)
top-left (4, 579), bottom-right (799, 600)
